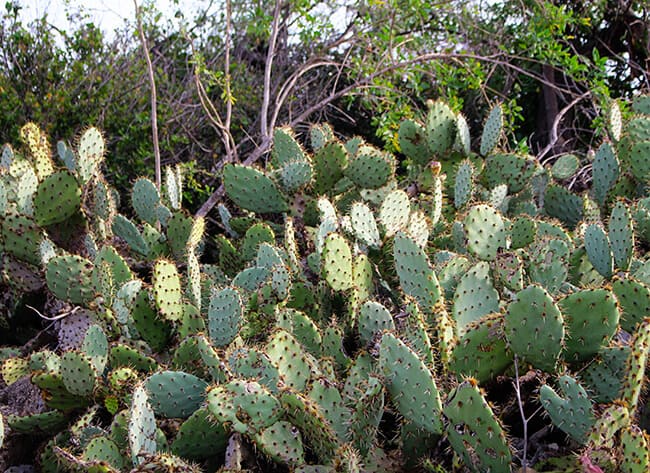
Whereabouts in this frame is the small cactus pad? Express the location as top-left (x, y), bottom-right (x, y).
top-left (426, 100), bottom-right (456, 155)
top-left (208, 286), bottom-right (243, 347)
top-left (453, 261), bottom-right (499, 335)
top-left (609, 200), bottom-right (634, 271)
top-left (482, 153), bottom-right (538, 193)
top-left (152, 260), bottom-right (183, 322)
top-left (145, 370), bottom-right (208, 418)
top-left (463, 204), bottom-right (506, 261)
top-left (505, 285), bottom-right (564, 372)
top-left (454, 160), bottom-right (474, 209)
top-left (620, 425), bottom-right (650, 473)
top-left (612, 277), bottom-right (650, 332)
top-left (350, 202), bottom-right (381, 248)
top-left (46, 255), bottom-right (95, 305)
top-left (170, 407), bottom-right (228, 460)
top-left (443, 379), bottom-right (512, 473)
top-left (379, 189), bottom-right (410, 237)
top-left (76, 127), bottom-right (105, 184)
top-left (592, 143), bottom-right (620, 205)
top-left (254, 420), bottom-right (306, 466)
top-left (223, 164), bottom-right (288, 213)
top-left (266, 329), bottom-right (313, 391)
top-left (394, 232), bottom-right (442, 311)
top-left (33, 171), bottom-right (81, 226)
top-left (379, 332), bottom-right (443, 434)
top-left (128, 384), bottom-right (157, 465)
top-left (584, 224), bottom-right (613, 278)
top-left (358, 301), bottom-right (395, 346)
top-left (321, 233), bottom-right (353, 291)
top-left (398, 119), bottom-right (429, 165)
top-left (479, 103), bottom-right (502, 156)
top-left (345, 145), bottom-right (394, 189)
top-left (207, 379), bottom-right (283, 435)
top-left (550, 154), bottom-right (579, 180)
top-left (559, 289), bottom-right (620, 362)
top-left (539, 375), bottom-right (594, 444)
top-left (449, 313), bottom-right (511, 383)
top-left (313, 141), bottom-right (348, 194)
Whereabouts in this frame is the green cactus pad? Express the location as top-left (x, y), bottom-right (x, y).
top-left (551, 154), bottom-right (579, 180)
top-left (131, 177), bottom-right (162, 226)
top-left (540, 375), bottom-right (594, 444)
top-left (592, 143), bottom-right (620, 205)
top-left (279, 389), bottom-right (339, 462)
top-left (613, 277), bottom-right (650, 332)
top-left (76, 127), bottom-right (105, 184)
top-left (310, 123), bottom-right (334, 150)
top-left (345, 145), bottom-right (394, 189)
top-left (241, 223), bottom-right (275, 262)
top-left (33, 170), bottom-right (81, 226)
top-left (528, 237), bottom-right (570, 295)
top-left (584, 224), bottom-right (613, 278)
top-left (254, 420), bottom-right (306, 466)
top-left (2, 213), bottom-right (43, 266)
top-left (449, 313), bottom-right (511, 383)
top-left (128, 384), bottom-right (157, 465)
top-left (276, 309), bottom-right (322, 358)
top-left (629, 141), bottom-right (650, 181)
top-left (7, 410), bottom-right (68, 434)
top-left (313, 141), bottom-right (348, 194)
top-left (463, 204), bottom-right (506, 261)
top-left (281, 160), bottom-right (313, 192)
top-left (170, 407), bottom-right (227, 460)
top-left (454, 160), bottom-right (473, 209)
top-left (493, 251), bottom-right (524, 292)
top-left (109, 344), bottom-right (158, 372)
top-left (620, 425), bottom-right (650, 473)
top-left (164, 164), bottom-right (183, 210)
top-left (321, 233), bottom-right (353, 291)
top-left (482, 153), bottom-right (539, 193)
top-left (480, 103), bottom-right (502, 156)
top-left (379, 332), bottom-right (443, 434)
top-left (152, 259), bottom-right (183, 322)
top-left (505, 285), bottom-right (564, 372)
top-left (443, 379), bottom-right (512, 473)
top-left (112, 214), bottom-right (150, 257)
top-left (348, 376), bottom-right (383, 457)
top-left (398, 119), bottom-right (429, 165)
top-left (144, 370), bottom-right (208, 418)
top-left (195, 334), bottom-right (229, 383)
top-left (32, 371), bottom-right (89, 410)
top-left (82, 437), bottom-right (124, 471)
top-left (394, 231), bottom-right (441, 311)
top-left (579, 345), bottom-right (630, 403)
top-left (358, 301), bottom-right (395, 346)
top-left (609, 201), bottom-right (634, 271)
top-left (559, 289), bottom-right (620, 362)
top-left (453, 261), bottom-right (499, 335)
top-left (228, 347), bottom-right (281, 393)
top-left (350, 202), bottom-right (381, 248)
top-left (379, 189), bottom-right (410, 237)
top-left (208, 286), bottom-right (242, 347)
top-left (619, 318), bottom-right (650, 413)
top-left (426, 101), bottom-right (456, 155)
top-left (81, 325), bottom-right (108, 373)
top-left (223, 164), bottom-right (289, 213)
top-left (132, 288), bottom-right (172, 352)
top-left (46, 255), bottom-right (95, 305)
top-left (272, 127), bottom-right (307, 167)
top-left (21, 122), bottom-right (54, 179)
top-left (544, 184), bottom-right (583, 229)
top-left (207, 379), bottom-right (283, 435)
top-left (60, 351), bottom-right (97, 397)
top-left (266, 329), bottom-right (313, 391)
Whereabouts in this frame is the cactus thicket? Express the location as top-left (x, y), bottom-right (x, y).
top-left (1, 98), bottom-right (650, 473)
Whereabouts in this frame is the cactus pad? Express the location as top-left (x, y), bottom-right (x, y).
top-left (33, 171), bottom-right (81, 226)
top-left (223, 164), bottom-right (288, 213)
top-left (540, 375), bottom-right (594, 444)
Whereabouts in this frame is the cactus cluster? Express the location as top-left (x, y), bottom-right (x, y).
top-left (1, 97), bottom-right (650, 473)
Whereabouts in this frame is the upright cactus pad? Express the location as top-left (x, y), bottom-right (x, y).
top-left (443, 380), bottom-right (512, 473)
top-left (76, 127), bottom-right (105, 184)
top-left (132, 177), bottom-right (163, 226)
top-left (592, 143), bottom-right (620, 205)
top-left (613, 277), bottom-right (650, 332)
top-left (313, 141), bottom-right (348, 194)
top-left (345, 145), bottom-right (394, 189)
top-left (321, 233), bottom-right (353, 291)
top-left (145, 370), bottom-right (208, 418)
top-left (463, 204), bottom-right (506, 261)
top-left (609, 200), bottom-right (634, 271)
top-left (358, 301), bottom-right (395, 346)
top-left (480, 103), bottom-right (502, 156)
top-left (560, 289), bottom-right (620, 362)
top-left (454, 160), bottom-right (473, 209)
top-left (266, 329), bottom-right (313, 391)
top-left (46, 255), bottom-right (95, 305)
top-left (208, 287), bottom-right (243, 347)
top-left (350, 202), bottom-right (381, 248)
top-left (584, 224), bottom-right (613, 278)
top-left (540, 375), bottom-right (594, 444)
top-left (223, 164), bottom-right (289, 213)
top-left (33, 171), bottom-right (81, 226)
top-left (379, 332), bottom-right (443, 434)
top-left (398, 119), bottom-right (429, 165)
top-left (426, 101), bottom-right (456, 155)
top-left (128, 384), bottom-right (157, 465)
top-left (482, 153), bottom-right (538, 193)
top-left (453, 261), bottom-right (499, 334)
top-left (505, 285), bottom-right (564, 372)
top-left (379, 189), bottom-right (410, 237)
top-left (152, 260), bottom-right (183, 322)
top-left (393, 232), bottom-right (441, 311)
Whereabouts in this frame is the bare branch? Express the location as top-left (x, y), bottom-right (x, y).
top-left (133, 0), bottom-right (162, 191)
top-left (260, 0), bottom-right (282, 139)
